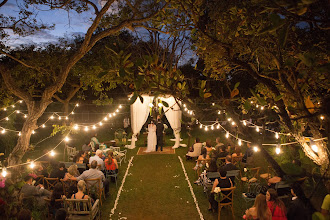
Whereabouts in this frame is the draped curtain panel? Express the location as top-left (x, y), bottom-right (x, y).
top-left (129, 95), bottom-right (154, 149)
top-left (161, 96), bottom-right (182, 148)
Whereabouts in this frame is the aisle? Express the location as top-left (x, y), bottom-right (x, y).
top-left (108, 154), bottom-right (203, 220)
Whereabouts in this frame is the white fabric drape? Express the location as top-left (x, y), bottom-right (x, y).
top-left (129, 95), bottom-right (154, 149)
top-left (161, 96), bottom-right (182, 148)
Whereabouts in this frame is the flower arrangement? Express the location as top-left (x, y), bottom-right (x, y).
top-left (214, 187), bottom-right (223, 202)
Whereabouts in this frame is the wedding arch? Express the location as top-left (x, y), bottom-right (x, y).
top-left (127, 94), bottom-right (182, 149)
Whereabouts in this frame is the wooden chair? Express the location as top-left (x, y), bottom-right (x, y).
top-left (242, 182), bottom-right (262, 209)
top-left (232, 155), bottom-right (243, 166)
top-left (106, 170), bottom-right (118, 188)
top-left (44, 177), bottom-right (59, 191)
top-left (65, 198), bottom-right (100, 220)
top-left (216, 157), bottom-right (226, 168)
top-left (218, 187), bottom-right (236, 220)
top-left (260, 166), bottom-right (275, 181)
top-left (117, 149), bottom-right (127, 166)
top-left (241, 167), bottom-right (260, 184)
top-left (85, 178), bottom-right (105, 205)
top-left (65, 145), bottom-right (78, 162)
top-left (44, 198), bottom-right (64, 219)
top-left (35, 175), bottom-right (44, 186)
top-left (195, 158), bottom-right (211, 176)
top-left (61, 179), bottom-right (77, 197)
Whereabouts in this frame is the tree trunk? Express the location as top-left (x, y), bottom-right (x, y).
top-left (64, 100), bottom-right (69, 116)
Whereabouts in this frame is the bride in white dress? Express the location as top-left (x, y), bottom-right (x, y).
top-left (145, 120), bottom-right (157, 152)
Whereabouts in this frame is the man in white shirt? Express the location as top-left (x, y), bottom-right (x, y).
top-left (89, 149), bottom-right (105, 170)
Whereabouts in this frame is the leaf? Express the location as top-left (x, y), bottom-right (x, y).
top-left (162, 101), bottom-right (169, 107)
top-left (234, 82), bottom-right (240, 89)
top-left (119, 68), bottom-right (126, 77)
top-left (279, 24), bottom-right (290, 48)
top-left (231, 88), bottom-right (239, 98)
top-left (98, 71), bottom-right (108, 78)
top-left (135, 76), bottom-right (144, 90)
top-left (200, 80), bottom-right (206, 89)
top-left (305, 96), bottom-right (315, 113)
top-left (296, 7), bottom-right (308, 15)
top-left (274, 95), bottom-right (283, 101)
top-left (204, 93), bottom-right (212, 98)
top-left (298, 53), bottom-right (315, 67)
top-left (244, 100), bottom-right (251, 111)
top-left (138, 95), bottom-right (144, 103)
top-left (128, 93), bottom-right (138, 105)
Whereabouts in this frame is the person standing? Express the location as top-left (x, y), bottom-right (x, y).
top-left (145, 120), bottom-right (157, 152)
top-left (156, 116), bottom-right (164, 151)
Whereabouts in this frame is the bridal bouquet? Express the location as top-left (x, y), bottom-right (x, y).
top-left (214, 187), bottom-right (223, 202)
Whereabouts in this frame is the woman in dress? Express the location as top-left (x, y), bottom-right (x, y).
top-left (266, 188), bottom-right (287, 220)
top-left (244, 194), bottom-right (272, 220)
top-left (145, 120), bottom-right (157, 152)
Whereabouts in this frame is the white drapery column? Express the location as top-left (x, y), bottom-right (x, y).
top-left (161, 96), bottom-right (182, 148)
top-left (129, 95), bottom-right (154, 149)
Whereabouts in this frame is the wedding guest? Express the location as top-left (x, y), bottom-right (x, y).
top-left (89, 149), bottom-right (105, 170)
top-left (287, 182), bottom-right (313, 220)
top-left (217, 145), bottom-right (229, 158)
top-left (208, 169), bottom-right (233, 212)
top-left (194, 158), bottom-right (218, 185)
top-left (105, 151), bottom-right (119, 182)
top-left (232, 146), bottom-right (243, 157)
top-left (17, 209), bottom-right (32, 220)
top-left (75, 151), bottom-right (88, 164)
top-left (186, 137), bottom-right (203, 159)
top-left (81, 141), bottom-right (92, 152)
top-left (221, 155), bottom-right (238, 184)
top-left (55, 208), bottom-right (67, 220)
top-left (244, 194), bottom-right (272, 220)
top-left (63, 164), bottom-right (80, 181)
top-left (215, 137), bottom-right (224, 151)
top-left (266, 188), bottom-right (287, 220)
top-left (91, 133), bottom-right (107, 150)
top-left (205, 139), bottom-right (213, 155)
top-left (21, 175), bottom-right (51, 206)
top-left (242, 143), bottom-right (254, 165)
top-left (71, 180), bottom-right (90, 200)
top-left (49, 163), bottom-right (67, 179)
top-left (193, 148), bottom-right (210, 171)
top-left (50, 183), bottom-right (65, 215)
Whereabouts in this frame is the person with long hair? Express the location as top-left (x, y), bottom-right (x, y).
top-left (50, 182), bottom-right (65, 215)
top-left (244, 194), bottom-right (272, 220)
top-left (193, 148), bottom-right (210, 170)
top-left (63, 165), bottom-right (80, 181)
top-left (205, 139), bottom-right (213, 155)
top-left (71, 180), bottom-right (90, 200)
top-left (266, 188), bottom-right (287, 220)
top-left (105, 151), bottom-right (118, 173)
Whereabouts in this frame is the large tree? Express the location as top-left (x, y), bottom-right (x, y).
top-left (0, 0), bottom-right (170, 166)
top-left (178, 0), bottom-right (329, 172)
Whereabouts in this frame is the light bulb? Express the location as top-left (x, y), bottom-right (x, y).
top-left (116, 109), bottom-right (119, 112)
top-left (24, 115), bottom-right (27, 118)
top-left (64, 136), bottom-right (70, 142)
top-left (71, 111), bottom-right (74, 115)
top-left (253, 146), bottom-right (259, 152)
top-left (311, 144), bottom-right (318, 152)
top-left (275, 147), bottom-right (281, 154)
top-left (3, 108), bottom-right (6, 111)
top-left (231, 121), bottom-right (236, 126)
top-left (218, 111), bottom-right (221, 114)
top-left (42, 124), bottom-right (45, 128)
top-left (260, 106), bottom-right (264, 110)
top-left (50, 150), bottom-right (55, 157)
top-left (205, 126), bottom-right (208, 131)
top-left (30, 162), bottom-right (35, 169)
top-left (256, 104), bottom-right (259, 108)
top-left (225, 132), bottom-right (229, 138)
top-left (92, 125), bottom-right (96, 129)
top-left (250, 101), bottom-right (253, 104)
top-left (1, 129), bottom-right (5, 134)
top-left (256, 126), bottom-right (260, 132)
top-left (113, 113), bottom-right (116, 116)
top-left (320, 115), bottom-right (325, 120)
top-left (1, 168), bottom-right (7, 177)
top-left (99, 122), bottom-right (103, 126)
top-left (65, 116), bottom-right (68, 120)
top-left (211, 125), bottom-right (214, 130)
top-left (58, 116), bottom-right (61, 120)
top-left (183, 104), bottom-right (186, 108)
top-left (238, 139), bottom-right (242, 146)
top-left (16, 110), bottom-right (20, 113)
top-left (104, 117), bottom-right (108, 121)
top-left (216, 124), bottom-right (220, 129)
top-left (5, 117), bottom-right (9, 121)
top-left (73, 124), bottom-right (79, 130)
top-left (19, 100), bottom-right (23, 103)
top-left (18, 132), bottom-right (21, 136)
top-left (84, 127), bottom-right (89, 131)
top-left (212, 103), bottom-right (215, 106)
top-left (184, 108), bottom-right (188, 111)
top-left (50, 115), bottom-right (54, 119)
top-left (200, 124), bottom-right (202, 129)
top-left (12, 105), bottom-right (15, 108)
top-left (109, 113), bottom-right (112, 117)
top-left (76, 103), bottom-right (79, 107)
top-left (227, 118), bottom-right (232, 122)
top-left (32, 130), bottom-right (35, 134)
top-left (243, 120), bottom-right (247, 126)
top-left (275, 132), bottom-right (279, 139)
top-left (119, 105), bottom-right (122, 108)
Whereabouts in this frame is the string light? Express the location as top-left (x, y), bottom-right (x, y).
top-left (1, 168), bottom-right (7, 177)
top-left (231, 121), bottom-right (236, 126)
top-left (113, 113), bottom-right (116, 116)
top-left (320, 115), bottom-right (325, 120)
top-left (205, 126), bottom-right (208, 131)
top-left (73, 124), bottom-right (79, 130)
top-left (104, 117), bottom-right (108, 121)
top-left (50, 150), bottom-right (55, 157)
top-left (16, 110), bottom-right (20, 113)
top-left (227, 118), bottom-right (232, 122)
top-left (225, 132), bottom-right (229, 138)
top-left (253, 146), bottom-right (259, 152)
top-left (50, 115), bottom-right (54, 120)
top-left (238, 139), bottom-right (242, 146)
top-left (212, 103), bottom-right (215, 106)
top-left (32, 130), bottom-right (35, 134)
top-left (18, 132), bottom-right (21, 136)
top-left (200, 124), bottom-right (202, 129)
top-left (24, 115), bottom-right (27, 118)
top-left (58, 116), bottom-right (61, 120)
top-left (119, 105), bottom-right (122, 109)
top-left (275, 132), bottom-right (279, 139)
top-left (183, 104), bottom-right (186, 108)
top-left (19, 100), bottom-right (23, 103)
top-left (310, 140), bottom-right (318, 152)
top-left (275, 145), bottom-right (281, 154)
top-left (42, 124), bottom-right (46, 128)
top-left (260, 106), bottom-right (264, 110)
top-left (243, 120), bottom-right (247, 126)
top-left (65, 116), bottom-right (68, 120)
top-left (71, 111), bottom-right (74, 115)
top-left (1, 129), bottom-right (5, 134)
top-left (256, 126), bottom-right (260, 132)
top-left (99, 122), bottom-right (103, 126)
top-left (64, 136), bottom-right (70, 142)
top-left (29, 162), bottom-right (35, 169)
top-left (116, 109), bottom-right (119, 112)
top-left (84, 126), bottom-right (89, 131)
top-left (211, 125), bottom-right (214, 130)
top-left (5, 117), bottom-right (9, 121)
top-left (218, 111), bottom-right (221, 114)
top-left (256, 104), bottom-right (259, 108)
top-left (92, 125), bottom-right (96, 129)
top-left (216, 124), bottom-right (220, 129)
top-left (75, 103), bottom-right (79, 107)
top-left (3, 108), bottom-right (6, 111)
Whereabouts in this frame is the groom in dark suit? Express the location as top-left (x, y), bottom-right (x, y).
top-left (156, 116), bottom-right (164, 151)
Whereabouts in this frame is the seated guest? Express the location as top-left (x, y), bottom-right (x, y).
top-left (34, 162), bottom-right (49, 177)
top-left (194, 158), bottom-right (218, 185)
top-left (63, 164), bottom-right (80, 181)
top-left (215, 137), bottom-right (224, 150)
top-left (242, 143), bottom-right (254, 165)
top-left (82, 141), bottom-right (92, 152)
top-left (55, 208), bottom-right (67, 220)
top-left (89, 150), bottom-right (105, 170)
top-left (287, 182), bottom-right (314, 220)
top-left (266, 188), bottom-right (287, 220)
top-left (105, 151), bottom-right (118, 173)
top-left (50, 183), bottom-right (65, 215)
top-left (71, 180), bottom-right (90, 200)
top-left (69, 160), bottom-right (109, 196)
top-left (17, 209), bottom-right (32, 220)
top-left (91, 133), bottom-right (107, 150)
top-left (232, 146), bottom-right (243, 157)
top-left (49, 163), bottom-right (67, 179)
top-left (208, 169), bottom-right (233, 211)
top-left (74, 151), bottom-right (88, 164)
top-left (186, 137), bottom-right (203, 159)
top-left (217, 145), bottom-right (229, 158)
top-left (193, 148), bottom-right (210, 171)
top-left (205, 139), bottom-right (213, 155)
top-left (221, 155), bottom-right (238, 184)
top-left (21, 175), bottom-right (52, 206)
top-left (244, 194), bottom-right (272, 220)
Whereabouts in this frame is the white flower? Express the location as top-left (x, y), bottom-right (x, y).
top-left (214, 187), bottom-right (221, 193)
top-left (244, 168), bottom-right (248, 172)
top-left (163, 124), bottom-right (168, 129)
